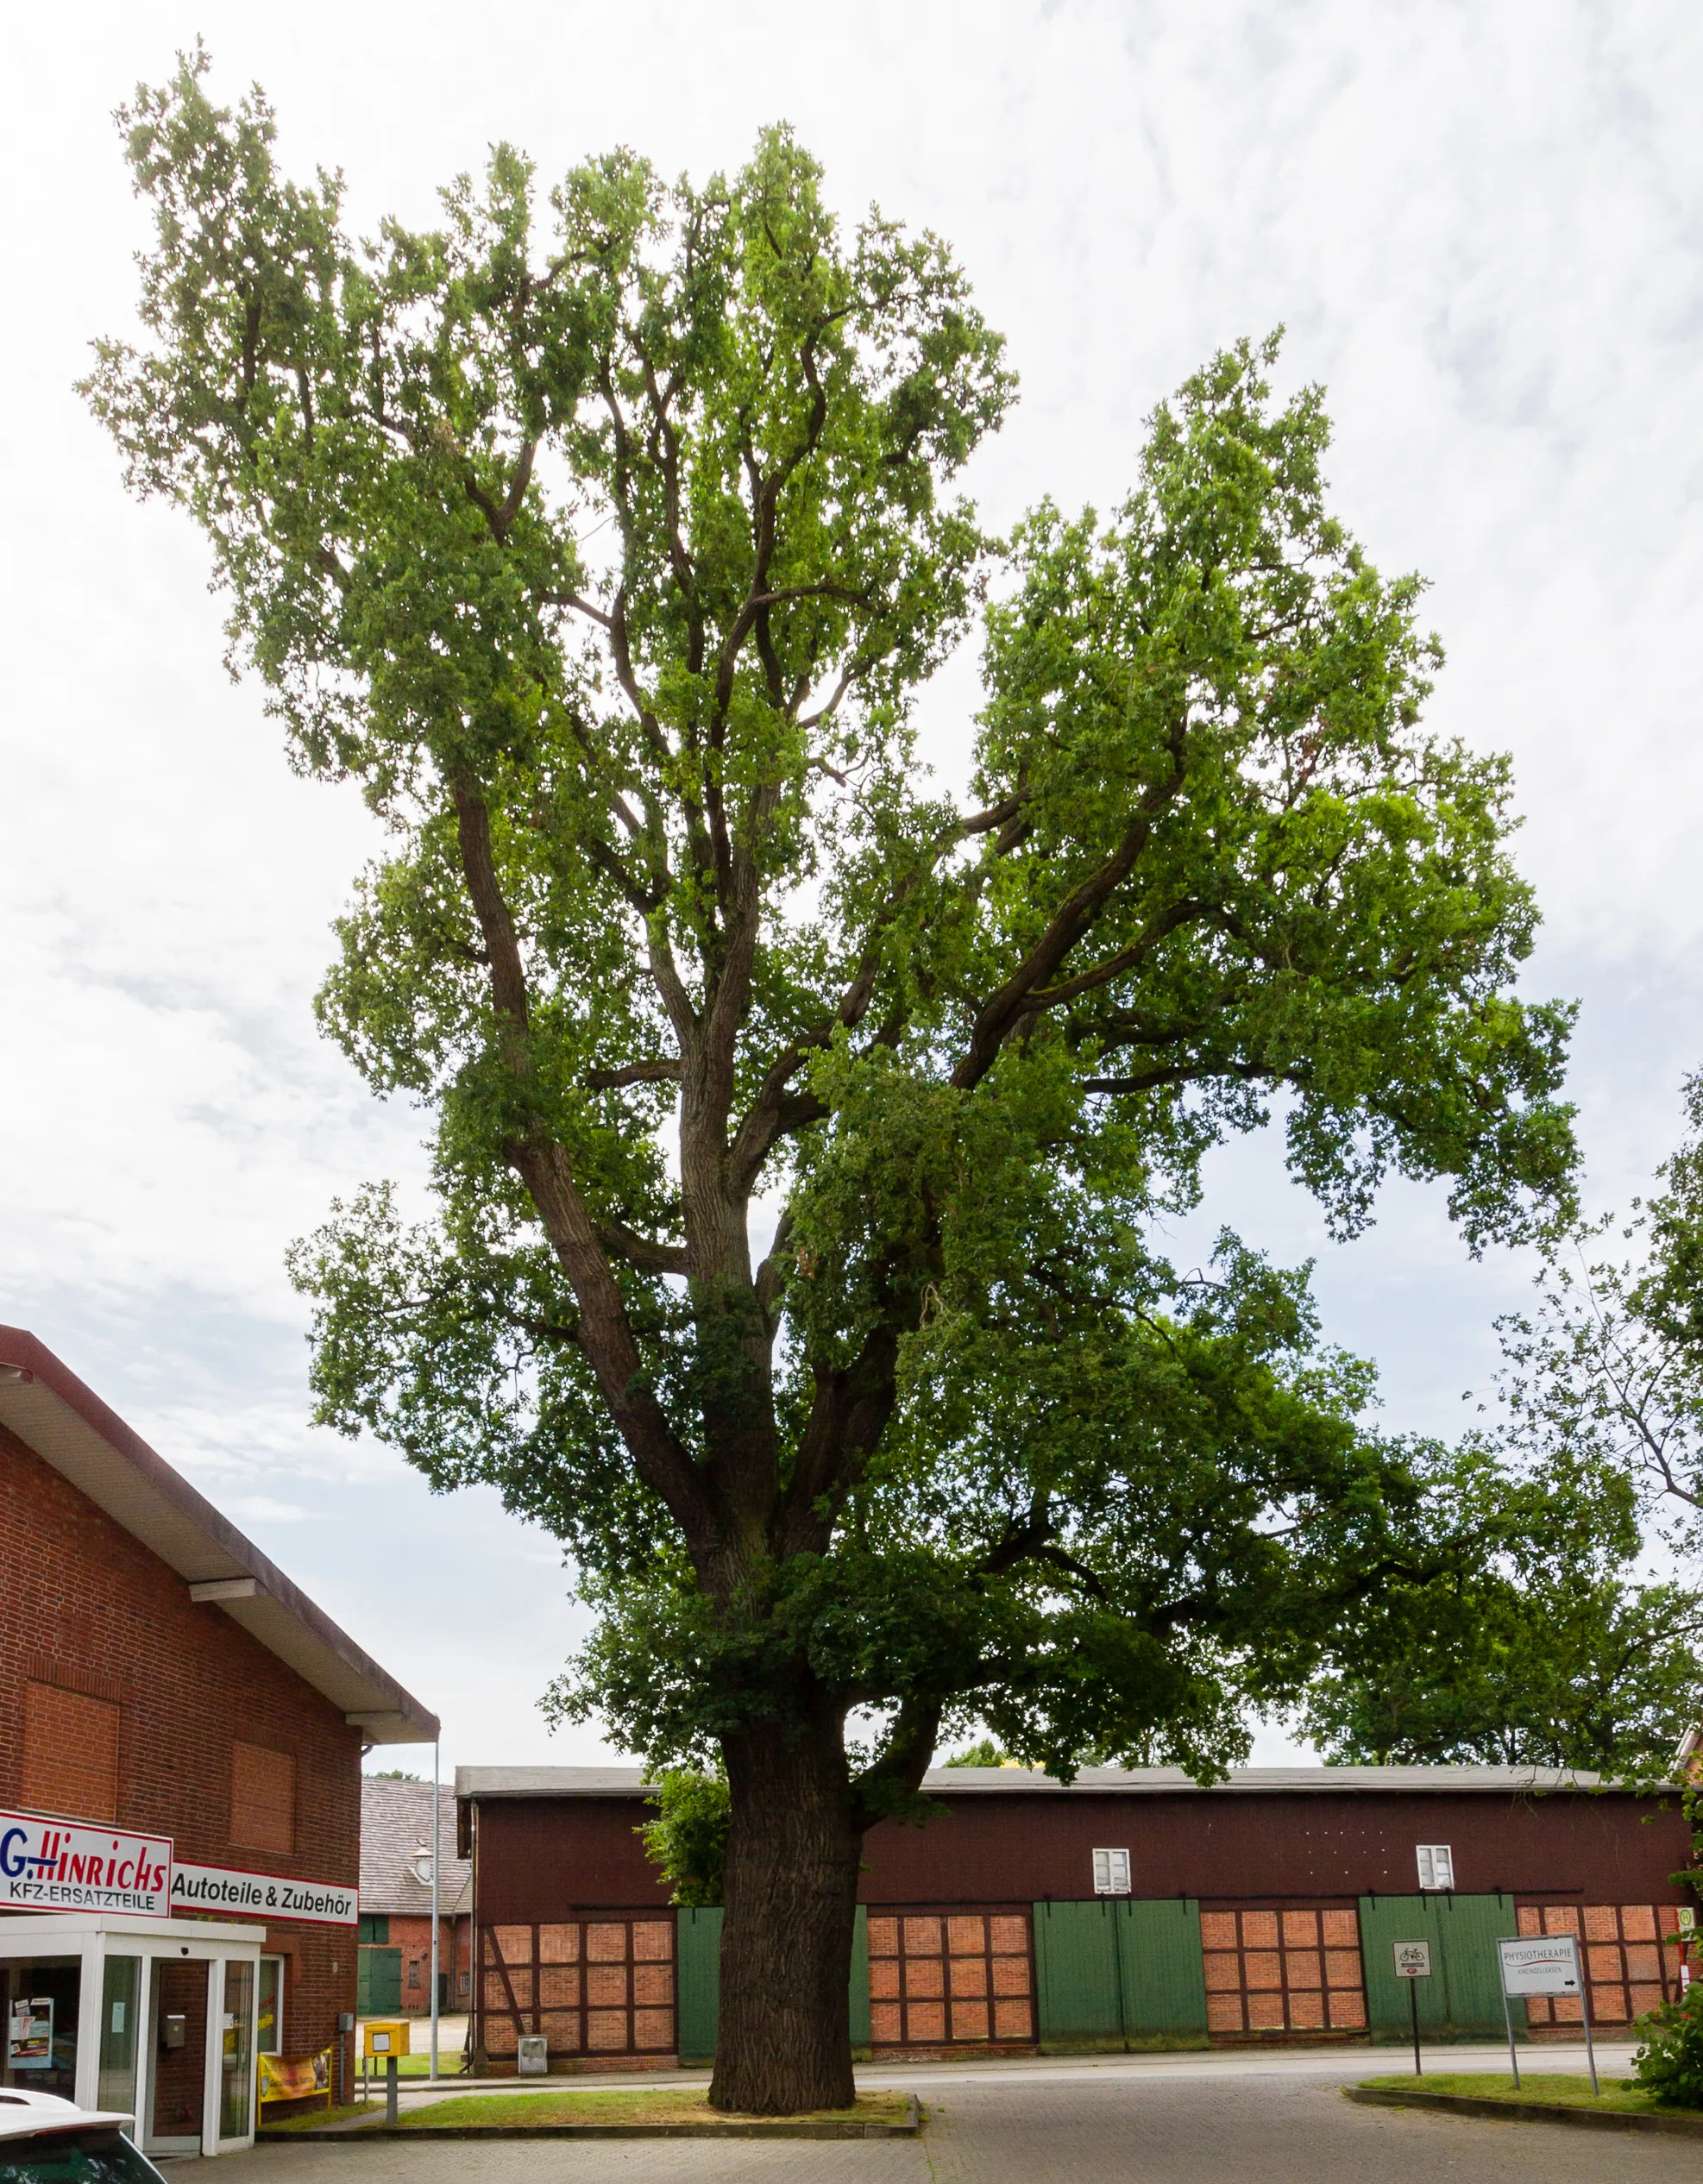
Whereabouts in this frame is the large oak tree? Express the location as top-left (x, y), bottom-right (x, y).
top-left (87, 53), bottom-right (1577, 2110)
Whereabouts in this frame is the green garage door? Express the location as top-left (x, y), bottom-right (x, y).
top-left (357, 1946), bottom-right (402, 2017)
top-left (1034, 1899), bottom-right (1209, 2049)
top-left (1357, 1894), bottom-right (1522, 2040)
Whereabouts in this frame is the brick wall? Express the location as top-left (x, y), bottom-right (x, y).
top-left (378, 1914), bottom-right (472, 2013)
top-left (0, 1420), bottom-right (362, 2066)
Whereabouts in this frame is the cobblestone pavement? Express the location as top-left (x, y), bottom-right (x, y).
top-left (230, 2065), bottom-right (1678, 2182)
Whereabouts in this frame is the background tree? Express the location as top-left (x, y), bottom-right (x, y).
top-left (1498, 1069), bottom-right (1703, 1555)
top-left (86, 53), bottom-right (1576, 2111)
top-left (1300, 1458), bottom-right (1703, 1775)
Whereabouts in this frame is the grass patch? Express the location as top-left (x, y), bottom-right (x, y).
top-left (260, 2104), bottom-right (377, 2132)
top-left (1361, 2072), bottom-right (1703, 2120)
top-left (396, 2087), bottom-right (912, 2130)
top-left (357, 2055), bottom-right (468, 2080)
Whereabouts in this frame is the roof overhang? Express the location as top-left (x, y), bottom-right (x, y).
top-left (0, 1327), bottom-right (437, 1745)
top-left (455, 1761), bottom-right (1659, 1800)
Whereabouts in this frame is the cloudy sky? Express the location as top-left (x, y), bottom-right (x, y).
top-left (3, 0), bottom-right (1700, 1779)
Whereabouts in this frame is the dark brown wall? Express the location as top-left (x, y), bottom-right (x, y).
top-left (472, 1798), bottom-right (670, 1923)
top-left (860, 1790), bottom-right (1691, 1905)
top-left (468, 1785), bottom-right (1691, 1919)
top-left (0, 1422), bottom-right (363, 2057)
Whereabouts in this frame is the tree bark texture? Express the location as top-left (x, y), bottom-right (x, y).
top-left (709, 1723), bottom-right (863, 2113)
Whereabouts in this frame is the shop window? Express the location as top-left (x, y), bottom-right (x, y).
top-left (1092, 1848), bottom-right (1131, 1896)
top-left (22, 1682), bottom-right (119, 1824)
top-left (258, 1957), bottom-right (285, 2055)
top-left (230, 1742), bottom-right (295, 1854)
top-left (97, 1955), bottom-right (141, 2118)
top-left (1415, 1844), bottom-right (1454, 1892)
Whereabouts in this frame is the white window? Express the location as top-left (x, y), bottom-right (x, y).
top-left (1416, 1843), bottom-right (1455, 1892)
top-left (1092, 1848), bottom-right (1132, 1895)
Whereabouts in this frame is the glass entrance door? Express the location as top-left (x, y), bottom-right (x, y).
top-left (146, 1957), bottom-right (209, 2154)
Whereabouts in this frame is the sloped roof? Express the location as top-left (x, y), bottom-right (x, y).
top-left (456, 1761), bottom-right (1647, 1799)
top-left (360, 1779), bottom-right (470, 1916)
top-left (0, 1325), bottom-right (437, 1744)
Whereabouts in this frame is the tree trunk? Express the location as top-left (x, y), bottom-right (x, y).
top-left (709, 1721), bottom-right (863, 2113)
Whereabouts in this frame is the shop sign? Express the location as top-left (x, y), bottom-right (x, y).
top-left (0, 1810), bottom-right (173, 1916)
top-left (1497, 1933), bottom-right (1583, 1996)
top-left (171, 1860), bottom-right (358, 1926)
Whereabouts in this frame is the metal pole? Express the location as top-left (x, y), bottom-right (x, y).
top-left (1579, 1955), bottom-right (1598, 2096)
top-left (1410, 1976), bottom-right (1422, 2077)
top-left (430, 1742), bottom-right (441, 2085)
top-left (385, 2052), bottom-right (398, 2126)
top-left (1501, 1982), bottom-right (1521, 2091)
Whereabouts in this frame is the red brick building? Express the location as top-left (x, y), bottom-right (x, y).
top-left (0, 1326), bottom-right (436, 2154)
top-left (456, 1762), bottom-right (1694, 2070)
top-left (357, 1779), bottom-right (471, 2018)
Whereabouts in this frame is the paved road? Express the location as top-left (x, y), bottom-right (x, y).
top-left (238, 2060), bottom-right (1676, 2182)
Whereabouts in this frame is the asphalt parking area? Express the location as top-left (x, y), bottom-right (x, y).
top-left (229, 2057), bottom-right (1677, 2182)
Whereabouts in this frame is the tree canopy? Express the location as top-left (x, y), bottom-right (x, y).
top-left (1300, 1455), bottom-right (1703, 1776)
top-left (85, 50), bottom-right (1580, 2109)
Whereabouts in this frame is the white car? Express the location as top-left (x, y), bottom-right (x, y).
top-left (0, 2089), bottom-right (167, 2181)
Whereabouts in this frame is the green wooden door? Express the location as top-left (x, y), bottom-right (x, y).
top-left (1034, 1900), bottom-right (1124, 2049)
top-left (356, 1947), bottom-right (401, 2017)
top-left (676, 1908), bottom-right (722, 2064)
top-left (1120, 1900), bottom-right (1210, 2040)
top-left (676, 1905), bottom-right (871, 2062)
top-left (1357, 1894), bottom-right (1522, 2039)
top-left (1034, 1900), bottom-right (1210, 2049)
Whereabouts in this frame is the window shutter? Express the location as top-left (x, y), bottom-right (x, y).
top-left (22, 1682), bottom-right (120, 1823)
top-left (230, 1742), bottom-right (297, 1854)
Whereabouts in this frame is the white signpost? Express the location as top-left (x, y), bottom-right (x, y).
top-left (1391, 1940), bottom-right (1432, 2075)
top-left (1496, 1933), bottom-right (1596, 2093)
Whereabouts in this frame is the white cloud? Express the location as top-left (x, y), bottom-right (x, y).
top-left (3, 0), bottom-right (1701, 1772)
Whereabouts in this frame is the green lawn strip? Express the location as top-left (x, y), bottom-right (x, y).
top-left (1360, 2072), bottom-right (1703, 2120)
top-left (396, 2087), bottom-right (911, 2130)
top-left (260, 2104), bottom-right (379, 2132)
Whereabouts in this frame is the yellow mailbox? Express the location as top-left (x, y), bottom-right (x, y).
top-left (363, 2020), bottom-right (410, 2061)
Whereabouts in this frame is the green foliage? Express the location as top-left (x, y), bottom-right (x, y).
top-left (1634, 1977), bottom-right (1703, 2109)
top-left (943, 1738), bottom-right (1010, 1767)
top-left (86, 53), bottom-right (1580, 1833)
top-left (637, 1767), bottom-right (731, 1906)
top-left (1300, 1458), bottom-right (1703, 1773)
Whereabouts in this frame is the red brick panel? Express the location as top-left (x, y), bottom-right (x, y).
top-left (1201, 1905), bottom-right (1367, 2037)
top-left (22, 1680), bottom-right (120, 1823)
top-left (480, 1918), bottom-right (675, 2060)
top-left (231, 1740), bottom-right (297, 1854)
top-left (868, 1909), bottom-right (1034, 2048)
top-left (1517, 1904), bottom-right (1683, 2025)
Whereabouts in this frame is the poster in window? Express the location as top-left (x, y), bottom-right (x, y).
top-left (7, 1998), bottom-right (53, 2070)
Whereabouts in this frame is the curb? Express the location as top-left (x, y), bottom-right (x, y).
top-left (259, 2094), bottom-right (922, 2143)
top-left (1346, 2086), bottom-right (1703, 2138)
